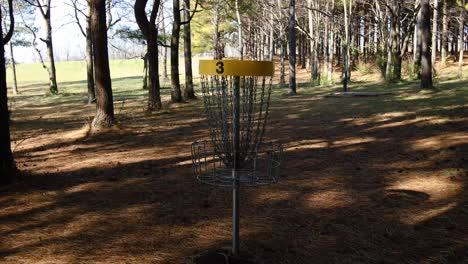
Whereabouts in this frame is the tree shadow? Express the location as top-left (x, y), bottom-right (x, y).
top-left (1, 78), bottom-right (467, 263)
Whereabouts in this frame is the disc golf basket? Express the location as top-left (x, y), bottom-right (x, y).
top-left (191, 60), bottom-right (283, 256)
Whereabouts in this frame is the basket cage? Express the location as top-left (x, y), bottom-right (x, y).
top-left (192, 74), bottom-right (282, 187)
top-left (191, 140), bottom-right (282, 187)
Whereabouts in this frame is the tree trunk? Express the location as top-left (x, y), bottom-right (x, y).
top-left (269, 11), bottom-right (274, 61)
top-left (0, 0), bottom-right (16, 184)
top-left (385, 39), bottom-right (392, 80)
top-left (142, 54), bottom-right (148, 90)
top-left (135, 0), bottom-right (162, 111)
top-left (374, 21), bottom-right (378, 53)
top-left (420, 0), bottom-right (433, 89)
top-left (213, 3), bottom-right (221, 59)
top-left (391, 0), bottom-right (401, 81)
top-left (90, 0), bottom-right (115, 127)
top-left (288, 0), bottom-right (296, 95)
top-left (328, 0), bottom-right (335, 84)
top-left (297, 33), bottom-right (302, 66)
top-left (324, 3), bottom-right (329, 83)
top-left (441, 0), bottom-right (448, 66)
top-left (280, 40), bottom-right (286, 86)
top-left (432, 0), bottom-right (439, 65)
top-left (44, 16), bottom-right (58, 94)
top-left (278, 0), bottom-right (285, 86)
top-left (342, 0), bottom-right (351, 92)
top-left (414, 5), bottom-right (422, 78)
top-left (348, 7), bottom-right (354, 80)
top-left (8, 40), bottom-right (18, 94)
top-left (159, 5), bottom-right (168, 80)
top-left (147, 35), bottom-right (162, 110)
top-left (458, 0), bottom-right (465, 79)
top-left (307, 0), bottom-right (318, 81)
top-left (336, 37), bottom-right (341, 67)
top-left (183, 0), bottom-right (195, 99)
top-left (301, 34), bottom-right (306, 69)
top-left (163, 46), bottom-right (168, 80)
top-left (170, 0), bottom-right (182, 103)
top-left (385, 7), bottom-right (392, 80)
top-left (85, 22), bottom-right (96, 104)
top-left (235, 0), bottom-right (243, 59)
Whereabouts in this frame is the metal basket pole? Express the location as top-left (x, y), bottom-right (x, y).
top-left (232, 76), bottom-right (241, 256)
top-left (193, 60), bottom-right (281, 258)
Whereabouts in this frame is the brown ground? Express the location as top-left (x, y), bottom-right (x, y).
top-left (1, 64), bottom-right (467, 263)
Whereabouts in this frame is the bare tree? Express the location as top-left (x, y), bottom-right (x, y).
top-left (1, 11), bottom-right (17, 93)
top-left (183, 0), bottom-right (195, 99)
top-left (170, 0), bottom-right (198, 103)
top-left (390, 0), bottom-right (402, 81)
top-left (90, 0), bottom-right (115, 127)
top-left (159, 4), bottom-right (168, 80)
top-left (34, 0), bottom-right (59, 94)
top-left (0, 0), bottom-right (16, 183)
top-left (8, 35), bottom-right (17, 93)
top-left (235, 0), bottom-right (243, 59)
top-left (342, 0), bottom-right (353, 91)
top-left (441, 0), bottom-right (448, 67)
top-left (69, 0), bottom-right (95, 104)
top-left (276, 0), bottom-right (286, 86)
top-left (420, 0), bottom-right (433, 89)
top-left (288, 0), bottom-right (296, 95)
top-left (432, 0), bottom-right (438, 66)
top-left (458, 0), bottom-right (465, 79)
top-left (212, 1), bottom-right (221, 59)
top-left (414, 1), bottom-right (423, 77)
top-left (135, 0), bottom-right (162, 110)
top-left (170, 0), bottom-right (182, 103)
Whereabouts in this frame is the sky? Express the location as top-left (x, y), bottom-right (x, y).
top-left (12, 0), bottom-right (86, 63)
top-left (11, 0), bottom-right (144, 63)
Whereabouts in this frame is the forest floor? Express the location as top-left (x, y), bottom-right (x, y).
top-left (1, 59), bottom-right (467, 263)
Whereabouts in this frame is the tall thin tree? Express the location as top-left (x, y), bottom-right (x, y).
top-left (170, 0), bottom-right (183, 103)
top-left (183, 0), bottom-right (195, 99)
top-left (277, 0), bottom-right (286, 86)
top-left (342, 0), bottom-right (352, 91)
top-left (458, 0), bottom-right (465, 79)
top-left (35, 0), bottom-right (59, 94)
top-left (420, 0), bottom-right (433, 89)
top-left (432, 0), bottom-right (438, 66)
top-left (135, 0), bottom-right (162, 110)
top-left (441, 0), bottom-right (448, 67)
top-left (288, 0), bottom-right (296, 95)
top-left (90, 0), bottom-right (115, 127)
top-left (70, 0), bottom-right (95, 104)
top-left (414, 2), bottom-right (422, 78)
top-left (0, 0), bottom-right (16, 184)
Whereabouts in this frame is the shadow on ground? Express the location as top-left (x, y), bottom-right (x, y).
top-left (0, 77), bottom-right (467, 263)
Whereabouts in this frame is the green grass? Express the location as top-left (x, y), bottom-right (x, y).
top-left (6, 57), bottom-right (206, 96)
top-left (6, 58), bottom-right (468, 114)
top-left (8, 59), bottom-right (144, 86)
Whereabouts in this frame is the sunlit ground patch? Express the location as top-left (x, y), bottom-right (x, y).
top-left (412, 132), bottom-right (468, 151)
top-left (304, 189), bottom-right (354, 209)
top-left (389, 176), bottom-right (462, 202)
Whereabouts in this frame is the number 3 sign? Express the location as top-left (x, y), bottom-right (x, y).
top-left (199, 60), bottom-right (275, 77)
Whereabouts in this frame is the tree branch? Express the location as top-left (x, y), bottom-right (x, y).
top-left (2, 0), bottom-right (15, 45)
top-left (303, 6), bottom-right (331, 17)
top-left (134, 0), bottom-right (150, 37)
top-left (180, 0), bottom-right (199, 25)
top-left (69, 0), bottom-right (87, 37)
top-left (295, 21), bottom-right (313, 41)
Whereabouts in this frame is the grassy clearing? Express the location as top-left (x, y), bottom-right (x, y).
top-left (1, 59), bottom-right (467, 263)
